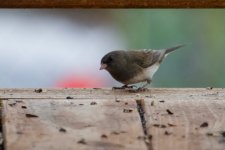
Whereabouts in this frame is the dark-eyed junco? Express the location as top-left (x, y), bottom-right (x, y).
top-left (100, 44), bottom-right (184, 90)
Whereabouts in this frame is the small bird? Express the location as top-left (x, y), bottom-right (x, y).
top-left (100, 44), bottom-right (184, 90)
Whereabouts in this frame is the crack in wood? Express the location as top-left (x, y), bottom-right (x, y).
top-left (136, 99), bottom-right (153, 150)
top-left (0, 100), bottom-right (4, 150)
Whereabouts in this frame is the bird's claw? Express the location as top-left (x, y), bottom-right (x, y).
top-left (137, 87), bottom-right (148, 91)
top-left (124, 85), bottom-right (135, 89)
top-left (112, 85), bottom-right (135, 90)
top-left (112, 87), bottom-right (123, 90)
top-left (128, 87), bottom-right (148, 93)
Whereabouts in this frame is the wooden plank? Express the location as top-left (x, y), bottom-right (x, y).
top-left (0, 0), bottom-right (225, 8)
top-left (0, 88), bottom-right (224, 100)
top-left (144, 90), bottom-right (225, 150)
top-left (2, 98), bottom-right (147, 150)
top-left (1, 88), bottom-right (225, 150)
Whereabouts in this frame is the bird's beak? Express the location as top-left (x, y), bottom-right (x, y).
top-left (100, 63), bottom-right (107, 70)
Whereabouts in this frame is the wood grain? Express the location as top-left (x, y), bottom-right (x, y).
top-left (1, 88), bottom-right (225, 150)
top-left (0, 88), bottom-right (224, 100)
top-left (2, 99), bottom-right (146, 150)
top-left (0, 0), bottom-right (225, 8)
top-left (144, 90), bottom-right (225, 150)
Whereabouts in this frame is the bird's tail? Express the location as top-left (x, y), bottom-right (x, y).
top-left (165, 44), bottom-right (185, 54)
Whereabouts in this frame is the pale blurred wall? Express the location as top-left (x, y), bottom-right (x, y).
top-left (0, 9), bottom-right (126, 88)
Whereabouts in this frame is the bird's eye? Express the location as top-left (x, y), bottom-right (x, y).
top-left (108, 56), bottom-right (113, 62)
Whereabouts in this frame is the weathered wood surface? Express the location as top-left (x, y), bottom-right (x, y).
top-left (0, 88), bottom-right (225, 99)
top-left (0, 0), bottom-right (225, 8)
top-left (1, 88), bottom-right (225, 150)
top-left (145, 94), bottom-right (225, 150)
top-left (3, 99), bottom-right (146, 150)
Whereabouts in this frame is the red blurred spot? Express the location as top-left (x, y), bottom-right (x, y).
top-left (55, 74), bottom-right (105, 88)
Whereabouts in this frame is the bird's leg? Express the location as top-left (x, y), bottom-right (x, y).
top-left (124, 85), bottom-right (136, 89)
top-left (112, 85), bottom-right (134, 90)
top-left (112, 85), bottom-right (126, 89)
top-left (137, 79), bottom-right (151, 91)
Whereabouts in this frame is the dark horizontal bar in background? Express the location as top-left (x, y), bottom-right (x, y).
top-left (0, 0), bottom-right (225, 8)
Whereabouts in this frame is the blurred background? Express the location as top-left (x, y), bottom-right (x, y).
top-left (0, 9), bottom-right (224, 88)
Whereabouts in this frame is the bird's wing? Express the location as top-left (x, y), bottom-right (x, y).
top-left (128, 49), bottom-right (165, 68)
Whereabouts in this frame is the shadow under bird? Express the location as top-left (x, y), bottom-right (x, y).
top-left (100, 44), bottom-right (184, 90)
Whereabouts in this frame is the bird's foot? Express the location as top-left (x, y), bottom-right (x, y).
top-left (137, 87), bottom-right (148, 92)
top-left (112, 85), bottom-right (135, 90)
top-left (128, 87), bottom-right (148, 93)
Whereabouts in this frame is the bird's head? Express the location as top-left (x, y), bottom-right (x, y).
top-left (100, 51), bottom-right (125, 71)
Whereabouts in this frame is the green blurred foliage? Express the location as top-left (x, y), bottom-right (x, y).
top-left (110, 9), bottom-right (225, 87)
